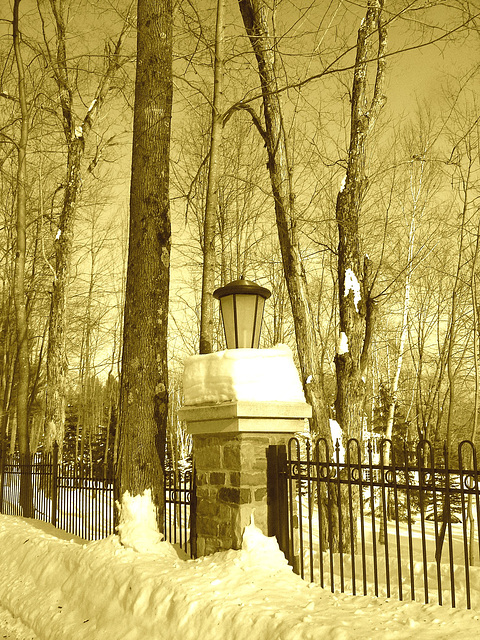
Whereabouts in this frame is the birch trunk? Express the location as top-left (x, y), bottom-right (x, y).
top-left (199, 0), bottom-right (224, 354)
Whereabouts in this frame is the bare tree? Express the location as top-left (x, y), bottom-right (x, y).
top-left (38, 0), bottom-right (131, 453)
top-left (237, 0), bottom-right (330, 437)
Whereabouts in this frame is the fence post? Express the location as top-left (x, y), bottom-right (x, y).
top-left (190, 467), bottom-right (197, 558)
top-left (51, 444), bottom-right (59, 528)
top-left (267, 444), bottom-right (289, 558)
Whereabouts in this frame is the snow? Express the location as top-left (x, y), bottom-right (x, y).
top-left (116, 490), bottom-right (175, 557)
top-left (0, 493), bottom-right (479, 639)
top-left (337, 331), bottom-right (349, 355)
top-left (329, 419), bottom-right (345, 462)
top-left (344, 268), bottom-right (361, 311)
top-left (183, 344), bottom-right (305, 405)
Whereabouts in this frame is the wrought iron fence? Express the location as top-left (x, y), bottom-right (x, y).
top-left (0, 448), bottom-right (115, 540)
top-left (164, 467), bottom-right (196, 558)
top-left (271, 437), bottom-right (480, 610)
top-left (0, 449), bottom-right (195, 554)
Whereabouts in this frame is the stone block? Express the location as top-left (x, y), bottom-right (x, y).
top-left (196, 499), bottom-right (219, 517)
top-left (229, 471), bottom-right (240, 486)
top-left (218, 503), bottom-right (232, 521)
top-left (222, 444), bottom-right (240, 469)
top-left (196, 515), bottom-right (219, 536)
top-left (218, 521), bottom-right (232, 538)
top-left (239, 488), bottom-right (252, 504)
top-left (239, 443), bottom-right (257, 466)
top-left (196, 537), bottom-right (206, 557)
top-left (194, 441), bottom-right (221, 469)
top-left (196, 472), bottom-right (208, 485)
top-left (209, 472), bottom-right (226, 485)
top-left (218, 486), bottom-right (240, 504)
top-left (205, 538), bottom-right (222, 555)
top-left (196, 484), bottom-right (211, 499)
top-left (218, 536), bottom-right (233, 550)
top-left (218, 486), bottom-right (252, 505)
top-left (240, 471), bottom-right (265, 486)
top-left (254, 487), bottom-right (267, 501)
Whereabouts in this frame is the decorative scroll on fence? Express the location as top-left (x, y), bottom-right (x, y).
top-left (270, 437), bottom-right (480, 610)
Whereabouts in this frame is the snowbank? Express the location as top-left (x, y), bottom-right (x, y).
top-left (0, 493), bottom-right (479, 639)
top-left (183, 344), bottom-right (306, 405)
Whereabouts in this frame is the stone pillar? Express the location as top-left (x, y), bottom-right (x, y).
top-left (178, 400), bottom-right (311, 556)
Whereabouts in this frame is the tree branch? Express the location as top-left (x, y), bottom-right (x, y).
top-left (222, 102), bottom-right (267, 141)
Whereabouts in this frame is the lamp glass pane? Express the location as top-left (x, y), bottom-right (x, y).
top-left (252, 296), bottom-right (266, 348)
top-left (234, 294), bottom-right (257, 348)
top-left (219, 295), bottom-right (236, 348)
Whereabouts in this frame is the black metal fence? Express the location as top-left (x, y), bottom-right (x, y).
top-left (271, 437), bottom-right (480, 610)
top-left (0, 449), bottom-right (195, 555)
top-left (164, 466), bottom-right (196, 557)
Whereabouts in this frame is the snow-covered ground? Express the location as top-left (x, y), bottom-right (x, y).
top-left (0, 492), bottom-right (479, 640)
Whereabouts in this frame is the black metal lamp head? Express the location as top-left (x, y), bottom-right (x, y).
top-left (213, 278), bottom-right (271, 349)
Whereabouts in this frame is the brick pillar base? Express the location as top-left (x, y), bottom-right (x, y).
top-left (178, 401), bottom-right (311, 556)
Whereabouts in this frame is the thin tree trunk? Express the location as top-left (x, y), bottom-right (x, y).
top-left (199, 0), bottom-right (224, 354)
top-left (469, 271), bottom-right (479, 565)
top-left (379, 166), bottom-right (419, 543)
top-left (436, 165), bottom-right (470, 561)
top-left (116, 0), bottom-right (172, 527)
top-left (468, 159), bottom-right (480, 566)
top-left (13, 0), bottom-right (33, 517)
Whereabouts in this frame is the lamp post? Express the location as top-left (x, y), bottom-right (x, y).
top-left (181, 277), bottom-right (312, 556)
top-left (213, 277), bottom-right (271, 349)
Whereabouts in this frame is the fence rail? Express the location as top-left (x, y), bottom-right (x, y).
top-left (0, 449), bottom-right (195, 555)
top-left (272, 437), bottom-right (480, 610)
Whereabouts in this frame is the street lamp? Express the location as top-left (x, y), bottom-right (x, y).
top-left (213, 278), bottom-right (271, 349)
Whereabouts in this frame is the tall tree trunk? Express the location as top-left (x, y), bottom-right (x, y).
top-left (116, 0), bottom-right (172, 527)
top-left (13, 0), bottom-right (33, 517)
top-left (238, 0), bottom-right (329, 437)
top-left (334, 1), bottom-right (387, 441)
top-left (199, 0), bottom-right (224, 354)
